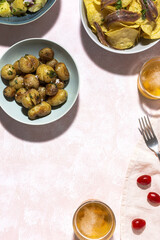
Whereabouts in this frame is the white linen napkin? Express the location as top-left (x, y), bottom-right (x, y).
top-left (121, 119), bottom-right (160, 240)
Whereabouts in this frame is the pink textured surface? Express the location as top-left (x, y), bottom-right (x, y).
top-left (0, 1), bottom-right (160, 239)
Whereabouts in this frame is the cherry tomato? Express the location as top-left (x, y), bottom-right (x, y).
top-left (137, 175), bottom-right (151, 185)
top-left (147, 192), bottom-right (160, 204)
top-left (132, 218), bottom-right (146, 230)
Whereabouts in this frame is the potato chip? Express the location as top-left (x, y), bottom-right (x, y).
top-left (141, 20), bottom-right (155, 37)
top-left (108, 22), bottom-right (140, 30)
top-left (143, 18), bottom-right (160, 39)
top-left (106, 27), bottom-right (139, 49)
top-left (93, 0), bottom-right (101, 5)
top-left (128, 0), bottom-right (142, 14)
top-left (83, 0), bottom-right (94, 5)
top-left (83, 1), bottom-right (104, 28)
top-left (83, 0), bottom-right (160, 50)
top-left (122, 0), bottom-right (132, 8)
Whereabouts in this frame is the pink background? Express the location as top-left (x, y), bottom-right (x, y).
top-left (0, 0), bottom-right (160, 239)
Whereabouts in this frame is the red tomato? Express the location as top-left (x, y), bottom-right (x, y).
top-left (137, 175), bottom-right (151, 185)
top-left (132, 218), bottom-right (146, 230)
top-left (147, 192), bottom-right (160, 204)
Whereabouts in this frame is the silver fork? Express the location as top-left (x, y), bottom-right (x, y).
top-left (139, 115), bottom-right (160, 161)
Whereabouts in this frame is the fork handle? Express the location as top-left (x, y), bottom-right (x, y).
top-left (156, 152), bottom-right (160, 161)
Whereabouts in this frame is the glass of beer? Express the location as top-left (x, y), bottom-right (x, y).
top-left (138, 57), bottom-right (160, 99)
top-left (73, 200), bottom-right (116, 240)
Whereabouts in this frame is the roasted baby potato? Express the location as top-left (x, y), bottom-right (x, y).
top-left (21, 89), bottom-right (41, 109)
top-left (13, 60), bottom-right (22, 75)
top-left (45, 83), bottom-right (58, 96)
top-left (19, 55), bottom-right (39, 73)
top-left (47, 89), bottom-right (68, 107)
top-left (3, 86), bottom-right (16, 98)
top-left (24, 74), bottom-right (39, 89)
top-left (9, 75), bottom-right (24, 90)
top-left (55, 63), bottom-right (69, 81)
top-left (46, 59), bottom-right (58, 69)
top-left (1, 64), bottom-right (16, 80)
top-left (39, 48), bottom-right (54, 62)
top-left (28, 101), bottom-right (51, 120)
top-left (36, 64), bottom-right (57, 83)
top-left (38, 86), bottom-right (46, 101)
top-left (15, 88), bottom-right (27, 103)
top-left (55, 79), bottom-right (65, 89)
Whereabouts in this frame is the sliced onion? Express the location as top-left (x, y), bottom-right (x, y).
top-left (105, 10), bottom-right (140, 28)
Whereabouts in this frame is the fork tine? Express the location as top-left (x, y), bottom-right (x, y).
top-left (141, 117), bottom-right (151, 140)
top-left (144, 116), bottom-right (153, 138)
top-left (138, 127), bottom-right (147, 142)
top-left (139, 118), bottom-right (148, 141)
top-left (146, 115), bottom-right (155, 137)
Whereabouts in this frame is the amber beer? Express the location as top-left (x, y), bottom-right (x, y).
top-left (73, 200), bottom-right (116, 240)
top-left (138, 57), bottom-right (160, 99)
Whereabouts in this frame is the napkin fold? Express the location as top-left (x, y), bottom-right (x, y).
top-left (121, 119), bottom-right (160, 240)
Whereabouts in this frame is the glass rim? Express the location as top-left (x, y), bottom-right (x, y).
top-left (73, 200), bottom-right (116, 240)
top-left (139, 57), bottom-right (160, 99)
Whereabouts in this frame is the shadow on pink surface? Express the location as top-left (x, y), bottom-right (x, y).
top-left (0, 96), bottom-right (79, 142)
top-left (0, 0), bottom-right (61, 48)
top-left (138, 91), bottom-right (160, 117)
top-left (72, 233), bottom-right (116, 240)
top-left (80, 23), bottom-right (160, 76)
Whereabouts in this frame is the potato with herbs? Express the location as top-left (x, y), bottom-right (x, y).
top-left (46, 59), bottom-right (58, 69)
top-left (28, 0), bottom-right (47, 13)
top-left (19, 55), bottom-right (39, 73)
top-left (47, 89), bottom-right (68, 107)
top-left (3, 86), bottom-right (16, 98)
top-left (46, 83), bottom-right (58, 96)
top-left (55, 63), bottom-right (69, 81)
top-left (15, 88), bottom-right (27, 103)
top-left (39, 48), bottom-right (54, 62)
top-left (24, 74), bottom-right (39, 89)
top-left (11, 0), bottom-right (27, 16)
top-left (1, 64), bottom-right (16, 80)
top-left (0, 0), bottom-right (11, 17)
top-left (38, 86), bottom-right (46, 101)
top-left (9, 75), bottom-right (24, 90)
top-left (36, 64), bottom-right (57, 83)
top-left (28, 101), bottom-right (51, 120)
top-left (21, 89), bottom-right (41, 109)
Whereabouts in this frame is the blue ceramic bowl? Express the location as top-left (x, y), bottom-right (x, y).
top-left (0, 0), bottom-right (56, 25)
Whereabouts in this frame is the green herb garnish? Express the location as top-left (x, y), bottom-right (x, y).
top-left (141, 9), bottom-right (147, 20)
top-left (8, 70), bottom-right (13, 75)
top-left (47, 70), bottom-right (57, 78)
top-left (0, 0), bottom-right (6, 4)
top-left (115, 0), bottom-right (122, 10)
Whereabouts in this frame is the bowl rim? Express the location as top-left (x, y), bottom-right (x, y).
top-left (79, 0), bottom-right (159, 55)
top-left (0, 0), bottom-right (57, 26)
top-left (0, 38), bottom-right (80, 125)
